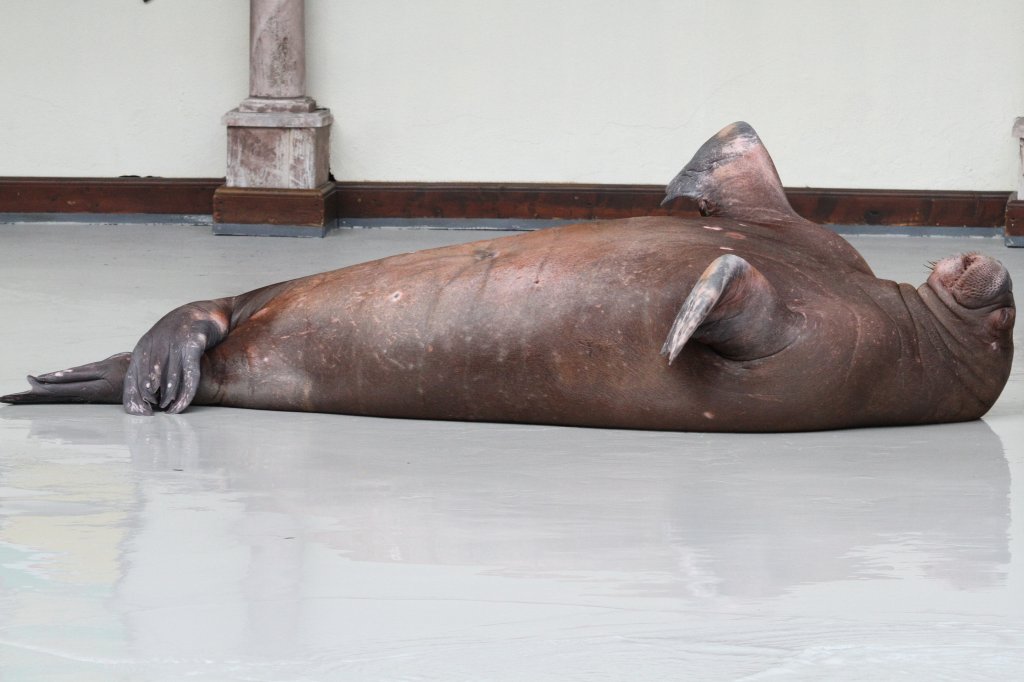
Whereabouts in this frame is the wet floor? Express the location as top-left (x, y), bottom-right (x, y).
top-left (1, 222), bottom-right (1024, 680)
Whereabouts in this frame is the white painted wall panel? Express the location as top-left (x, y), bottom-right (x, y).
top-left (2, 0), bottom-right (1022, 189)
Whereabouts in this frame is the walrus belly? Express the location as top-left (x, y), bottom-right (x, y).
top-left (196, 224), bottom-right (690, 427)
top-left (189, 219), bottom-right (899, 432)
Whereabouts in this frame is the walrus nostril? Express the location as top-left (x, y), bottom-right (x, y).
top-left (951, 256), bottom-right (1011, 307)
top-left (928, 252), bottom-right (1012, 308)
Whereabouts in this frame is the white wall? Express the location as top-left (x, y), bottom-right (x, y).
top-left (2, 0), bottom-right (1023, 190)
top-left (0, 1), bottom-right (247, 179)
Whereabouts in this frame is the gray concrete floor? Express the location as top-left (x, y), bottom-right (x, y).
top-left (2, 222), bottom-right (1024, 680)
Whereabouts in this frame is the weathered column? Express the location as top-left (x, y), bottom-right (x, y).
top-left (1013, 118), bottom-right (1024, 200)
top-left (1006, 118), bottom-right (1024, 246)
top-left (214, 0), bottom-right (335, 236)
top-left (249, 0), bottom-right (306, 100)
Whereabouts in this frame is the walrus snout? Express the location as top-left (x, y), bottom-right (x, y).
top-left (929, 253), bottom-right (1012, 309)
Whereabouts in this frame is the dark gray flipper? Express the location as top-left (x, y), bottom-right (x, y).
top-left (662, 254), bottom-right (802, 363)
top-left (122, 280), bottom-right (296, 415)
top-left (661, 122), bottom-right (799, 223)
top-left (122, 301), bottom-right (233, 416)
top-left (1, 353), bottom-right (131, 405)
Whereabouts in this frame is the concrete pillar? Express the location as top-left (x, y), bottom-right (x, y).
top-left (250, 0), bottom-right (306, 100)
top-left (1014, 117), bottom-right (1024, 200)
top-left (215, 0), bottom-right (334, 234)
top-left (1005, 118), bottom-right (1024, 246)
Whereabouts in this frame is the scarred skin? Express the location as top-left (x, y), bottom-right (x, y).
top-left (1, 123), bottom-right (1015, 431)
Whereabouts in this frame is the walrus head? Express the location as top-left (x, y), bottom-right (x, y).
top-left (915, 252), bottom-right (1015, 419)
top-left (923, 252), bottom-right (1015, 347)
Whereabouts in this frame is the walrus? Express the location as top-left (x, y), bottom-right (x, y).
top-left (1, 122), bottom-right (1015, 431)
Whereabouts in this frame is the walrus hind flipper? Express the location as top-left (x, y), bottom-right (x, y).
top-left (661, 121), bottom-right (799, 223)
top-left (122, 301), bottom-right (232, 416)
top-left (661, 254), bottom-right (801, 364)
top-left (0, 353), bottom-right (131, 405)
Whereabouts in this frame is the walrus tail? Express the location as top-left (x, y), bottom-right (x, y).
top-left (662, 122), bottom-right (801, 224)
top-left (0, 353), bottom-right (130, 405)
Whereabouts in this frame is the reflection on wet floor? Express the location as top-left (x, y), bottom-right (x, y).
top-left (1, 223), bottom-right (1024, 680)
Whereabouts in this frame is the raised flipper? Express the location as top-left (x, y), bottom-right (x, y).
top-left (662, 254), bottom-right (802, 364)
top-left (1, 353), bottom-right (132, 405)
top-left (661, 122), bottom-right (800, 224)
top-left (662, 122), bottom-right (875, 275)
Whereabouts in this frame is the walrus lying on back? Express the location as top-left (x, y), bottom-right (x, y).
top-left (2, 123), bottom-right (1015, 431)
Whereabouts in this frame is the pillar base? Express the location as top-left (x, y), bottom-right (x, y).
top-left (237, 96), bottom-right (317, 114)
top-left (223, 106), bottom-right (332, 190)
top-left (213, 182), bottom-right (337, 233)
top-left (1004, 193), bottom-right (1024, 247)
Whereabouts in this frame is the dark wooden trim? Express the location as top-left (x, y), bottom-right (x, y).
top-left (785, 188), bottom-right (1011, 228)
top-left (335, 183), bottom-right (1012, 228)
top-left (333, 183), bottom-right (673, 221)
top-left (0, 177), bottom-right (221, 214)
top-left (0, 177), bottom-right (1012, 228)
top-left (213, 182), bottom-right (337, 227)
top-left (1005, 197), bottom-right (1024, 237)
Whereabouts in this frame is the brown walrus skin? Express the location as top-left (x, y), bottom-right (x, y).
top-left (1, 123), bottom-right (1015, 431)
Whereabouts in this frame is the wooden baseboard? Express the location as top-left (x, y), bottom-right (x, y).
top-left (784, 188), bottom-right (1009, 228)
top-left (0, 177), bottom-right (220, 214)
top-left (213, 183), bottom-right (337, 227)
top-left (0, 177), bottom-right (1012, 229)
top-left (335, 183), bottom-right (1011, 228)
top-left (333, 183), bottom-right (670, 221)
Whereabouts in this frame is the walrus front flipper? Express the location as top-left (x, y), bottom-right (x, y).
top-left (1, 353), bottom-right (131, 405)
top-left (661, 255), bottom-right (801, 364)
top-left (661, 122), bottom-right (799, 224)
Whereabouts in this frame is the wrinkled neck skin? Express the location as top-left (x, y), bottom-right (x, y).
top-left (911, 280), bottom-right (1015, 418)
